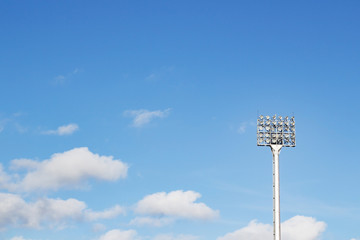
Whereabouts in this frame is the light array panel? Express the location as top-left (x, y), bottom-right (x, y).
top-left (257, 115), bottom-right (295, 147)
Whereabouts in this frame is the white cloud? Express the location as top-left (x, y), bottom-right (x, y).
top-left (8, 147), bottom-right (128, 192)
top-left (217, 215), bottom-right (326, 240)
top-left (0, 164), bottom-right (11, 189)
top-left (217, 220), bottom-right (271, 240)
top-left (281, 215), bottom-right (327, 240)
top-left (135, 190), bottom-right (219, 220)
top-left (10, 237), bottom-right (30, 240)
top-left (129, 217), bottom-right (174, 227)
top-left (85, 205), bottom-right (125, 221)
top-left (10, 159), bottom-right (40, 170)
top-left (98, 230), bottom-right (198, 240)
top-left (92, 223), bottom-right (107, 232)
top-left (42, 123), bottom-right (79, 136)
top-left (153, 234), bottom-right (199, 240)
top-left (99, 229), bottom-right (139, 240)
top-left (124, 108), bottom-right (171, 127)
top-left (0, 193), bottom-right (123, 230)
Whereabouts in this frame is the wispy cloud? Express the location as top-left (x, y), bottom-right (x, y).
top-left (54, 75), bottom-right (66, 84)
top-left (53, 68), bottom-right (81, 85)
top-left (145, 66), bottom-right (174, 82)
top-left (233, 121), bottom-right (256, 134)
top-left (42, 123), bottom-right (79, 136)
top-left (0, 118), bottom-right (10, 133)
top-left (0, 112), bottom-right (27, 134)
top-left (237, 122), bottom-right (247, 134)
top-left (124, 108), bottom-right (171, 127)
top-left (145, 73), bottom-right (157, 81)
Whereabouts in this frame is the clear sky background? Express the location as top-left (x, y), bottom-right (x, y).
top-left (1, 1), bottom-right (360, 240)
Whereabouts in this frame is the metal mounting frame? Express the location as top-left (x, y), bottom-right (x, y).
top-left (257, 114), bottom-right (296, 240)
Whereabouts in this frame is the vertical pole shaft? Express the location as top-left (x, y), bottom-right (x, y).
top-left (271, 145), bottom-right (282, 240)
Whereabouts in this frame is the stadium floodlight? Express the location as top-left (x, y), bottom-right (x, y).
top-left (257, 114), bottom-right (296, 240)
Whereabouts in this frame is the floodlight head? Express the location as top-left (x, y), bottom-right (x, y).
top-left (257, 114), bottom-right (296, 147)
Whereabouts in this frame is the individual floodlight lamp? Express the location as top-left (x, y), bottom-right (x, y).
top-left (257, 114), bottom-right (296, 240)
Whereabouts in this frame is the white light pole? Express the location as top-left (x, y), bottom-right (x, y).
top-left (257, 115), bottom-right (296, 240)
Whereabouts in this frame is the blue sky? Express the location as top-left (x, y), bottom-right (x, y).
top-left (1, 1), bottom-right (360, 239)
